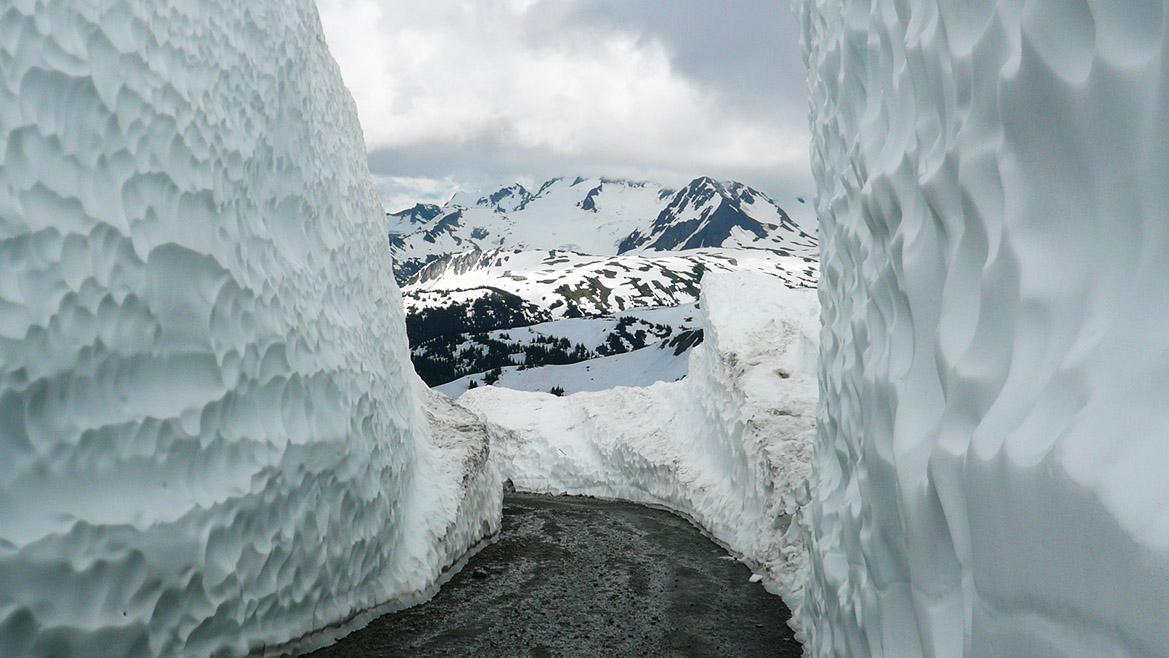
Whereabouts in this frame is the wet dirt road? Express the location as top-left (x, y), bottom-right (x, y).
top-left (306, 493), bottom-right (801, 657)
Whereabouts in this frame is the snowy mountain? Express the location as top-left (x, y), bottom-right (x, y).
top-left (402, 248), bottom-right (817, 321)
top-left (390, 202), bottom-right (443, 226)
top-left (401, 246), bottom-right (815, 389)
top-left (617, 177), bottom-right (816, 255)
top-left (390, 175), bottom-right (818, 391)
top-left (387, 176), bottom-right (816, 282)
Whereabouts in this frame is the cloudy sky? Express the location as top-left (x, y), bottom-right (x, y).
top-left (317, 0), bottom-right (812, 213)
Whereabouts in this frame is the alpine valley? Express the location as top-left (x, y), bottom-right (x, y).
top-left (390, 175), bottom-right (818, 393)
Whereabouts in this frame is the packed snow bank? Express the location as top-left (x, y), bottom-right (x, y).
top-left (0, 2), bottom-right (498, 657)
top-left (461, 272), bottom-right (818, 614)
top-left (799, 1), bottom-right (1169, 656)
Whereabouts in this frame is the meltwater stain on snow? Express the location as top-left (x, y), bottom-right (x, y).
top-left (307, 494), bottom-right (802, 658)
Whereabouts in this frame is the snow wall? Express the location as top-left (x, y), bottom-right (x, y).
top-left (798, 1), bottom-right (1169, 656)
top-left (0, 2), bottom-right (500, 657)
top-left (461, 272), bottom-right (819, 616)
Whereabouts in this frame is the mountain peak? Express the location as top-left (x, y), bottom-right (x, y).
top-left (480, 184), bottom-right (531, 213)
top-left (617, 176), bottom-right (815, 255)
top-left (388, 204), bottom-right (441, 232)
top-left (685, 176), bottom-right (728, 195)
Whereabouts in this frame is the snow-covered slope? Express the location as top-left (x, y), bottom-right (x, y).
top-left (0, 3), bottom-right (499, 657)
top-left (434, 304), bottom-right (703, 396)
top-left (461, 273), bottom-right (819, 618)
top-left (387, 176), bottom-right (816, 280)
top-left (404, 248), bottom-right (818, 319)
top-left (800, 1), bottom-right (1169, 656)
top-left (438, 337), bottom-right (696, 398)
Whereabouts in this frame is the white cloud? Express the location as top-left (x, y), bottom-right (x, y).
top-left (317, 0), bottom-right (812, 199)
top-left (375, 175), bottom-right (462, 213)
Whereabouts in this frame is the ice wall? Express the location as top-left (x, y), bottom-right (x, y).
top-left (0, 2), bottom-right (499, 657)
top-left (798, 0), bottom-right (1169, 655)
top-left (461, 272), bottom-right (819, 615)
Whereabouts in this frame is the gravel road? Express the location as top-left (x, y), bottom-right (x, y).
top-left (305, 493), bottom-right (801, 657)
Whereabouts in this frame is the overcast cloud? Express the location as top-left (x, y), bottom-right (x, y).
top-left (317, 0), bottom-right (811, 212)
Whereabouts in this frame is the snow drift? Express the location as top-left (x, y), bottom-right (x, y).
top-left (461, 272), bottom-right (819, 613)
top-left (799, 0), bottom-right (1169, 655)
top-left (0, 2), bottom-right (499, 657)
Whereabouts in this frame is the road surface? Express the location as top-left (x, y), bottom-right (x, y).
top-left (306, 493), bottom-right (801, 657)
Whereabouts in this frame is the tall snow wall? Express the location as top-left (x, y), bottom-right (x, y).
top-left (0, 2), bottom-right (499, 657)
top-left (798, 1), bottom-right (1169, 656)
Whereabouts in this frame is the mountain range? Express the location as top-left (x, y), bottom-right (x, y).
top-left (389, 175), bottom-right (818, 390)
top-left (387, 176), bottom-right (817, 283)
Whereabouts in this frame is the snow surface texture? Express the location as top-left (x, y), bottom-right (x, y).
top-left (798, 0), bottom-right (1169, 656)
top-left (0, 2), bottom-right (499, 657)
top-left (461, 272), bottom-right (819, 617)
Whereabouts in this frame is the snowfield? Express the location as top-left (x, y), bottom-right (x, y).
top-left (403, 248), bottom-right (818, 319)
top-left (460, 272), bottom-right (819, 623)
top-left (431, 304), bottom-right (702, 396)
top-left (800, 0), bottom-right (1169, 656)
top-left (437, 331), bottom-right (695, 397)
top-left (0, 2), bottom-right (499, 657)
